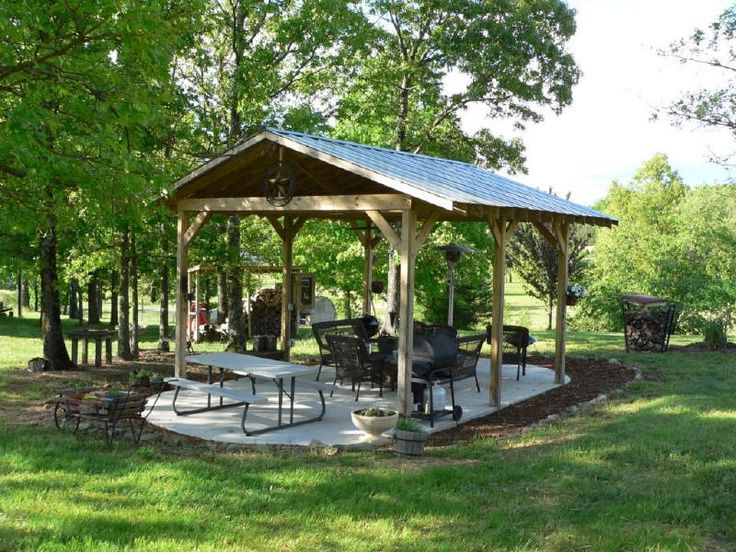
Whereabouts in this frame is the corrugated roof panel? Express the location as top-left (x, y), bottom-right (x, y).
top-left (267, 127), bottom-right (615, 222)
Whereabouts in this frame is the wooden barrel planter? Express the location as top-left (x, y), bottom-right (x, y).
top-left (393, 429), bottom-right (428, 456)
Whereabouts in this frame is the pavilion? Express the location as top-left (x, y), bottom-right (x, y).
top-left (169, 128), bottom-right (616, 416)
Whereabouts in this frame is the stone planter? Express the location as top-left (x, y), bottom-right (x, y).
top-left (351, 409), bottom-right (399, 443)
top-left (393, 428), bottom-right (428, 456)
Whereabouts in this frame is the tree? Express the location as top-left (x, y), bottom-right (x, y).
top-left (508, 222), bottom-right (590, 330)
top-left (0, 0), bottom-right (200, 368)
top-left (176, 0), bottom-right (366, 347)
top-left (658, 6), bottom-right (736, 166)
top-left (331, 0), bottom-right (581, 329)
top-left (578, 155), bottom-right (689, 331)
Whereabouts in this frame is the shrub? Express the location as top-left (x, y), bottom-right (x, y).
top-left (702, 318), bottom-right (729, 351)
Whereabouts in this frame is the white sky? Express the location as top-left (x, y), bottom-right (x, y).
top-left (457, 0), bottom-right (735, 206)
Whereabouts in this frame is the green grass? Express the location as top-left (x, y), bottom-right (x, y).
top-left (0, 291), bottom-right (734, 550)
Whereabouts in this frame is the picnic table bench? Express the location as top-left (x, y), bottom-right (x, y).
top-left (68, 328), bottom-right (116, 368)
top-left (0, 301), bottom-right (13, 317)
top-left (169, 353), bottom-right (333, 435)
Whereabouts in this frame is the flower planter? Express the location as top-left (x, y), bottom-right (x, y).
top-left (565, 295), bottom-right (578, 306)
top-left (351, 409), bottom-right (399, 443)
top-left (393, 428), bottom-right (428, 456)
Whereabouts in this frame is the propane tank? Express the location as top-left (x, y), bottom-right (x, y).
top-left (423, 383), bottom-right (446, 412)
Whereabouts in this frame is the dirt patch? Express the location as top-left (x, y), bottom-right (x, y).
top-left (427, 355), bottom-right (637, 447)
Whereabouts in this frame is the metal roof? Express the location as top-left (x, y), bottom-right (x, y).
top-left (173, 127), bottom-right (616, 224)
top-left (263, 128), bottom-right (615, 223)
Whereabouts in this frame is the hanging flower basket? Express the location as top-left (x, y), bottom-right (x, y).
top-left (565, 284), bottom-right (587, 306)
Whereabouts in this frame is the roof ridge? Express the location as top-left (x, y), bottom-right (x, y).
top-left (266, 127), bottom-right (474, 168)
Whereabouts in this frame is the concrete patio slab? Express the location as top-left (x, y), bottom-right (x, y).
top-left (146, 358), bottom-right (568, 447)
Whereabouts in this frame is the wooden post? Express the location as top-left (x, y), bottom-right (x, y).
top-left (174, 212), bottom-right (190, 378)
top-left (268, 216), bottom-right (305, 361)
top-left (193, 269), bottom-right (200, 343)
top-left (281, 219), bottom-right (294, 361)
top-left (553, 222), bottom-right (570, 384)
top-left (488, 217), bottom-right (517, 407)
top-left (396, 209), bottom-right (417, 416)
top-left (362, 223), bottom-right (373, 315)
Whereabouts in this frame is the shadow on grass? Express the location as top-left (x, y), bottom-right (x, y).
top-left (2, 359), bottom-right (736, 550)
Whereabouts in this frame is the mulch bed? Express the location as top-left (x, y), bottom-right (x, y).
top-left (428, 355), bottom-right (637, 447)
top-left (668, 341), bottom-right (736, 353)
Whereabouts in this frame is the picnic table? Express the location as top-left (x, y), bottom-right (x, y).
top-left (0, 301), bottom-right (13, 317)
top-left (169, 352), bottom-right (331, 436)
top-left (68, 328), bottom-right (116, 368)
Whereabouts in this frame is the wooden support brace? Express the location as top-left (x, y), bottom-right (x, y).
top-left (415, 211), bottom-right (439, 249)
top-left (183, 211), bottom-right (212, 247)
top-left (366, 211), bottom-right (400, 250)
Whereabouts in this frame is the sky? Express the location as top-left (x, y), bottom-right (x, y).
top-left (458, 0), bottom-right (734, 207)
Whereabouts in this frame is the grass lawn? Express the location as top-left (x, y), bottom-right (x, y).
top-left (0, 289), bottom-right (734, 550)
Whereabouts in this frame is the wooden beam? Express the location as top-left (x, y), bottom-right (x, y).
top-left (177, 194), bottom-right (412, 213)
top-left (396, 209), bottom-right (417, 416)
top-left (553, 221), bottom-right (571, 385)
top-left (174, 212), bottom-right (191, 378)
top-left (415, 211), bottom-right (439, 249)
top-left (488, 216), bottom-right (510, 407)
top-left (183, 211), bottom-right (211, 247)
top-left (366, 210), bottom-right (401, 249)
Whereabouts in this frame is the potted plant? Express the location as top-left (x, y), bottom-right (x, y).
top-left (393, 417), bottom-right (428, 456)
top-left (149, 372), bottom-right (165, 391)
top-left (78, 392), bottom-right (101, 414)
top-left (131, 369), bottom-right (151, 387)
top-left (350, 407), bottom-right (398, 443)
top-left (565, 283), bottom-right (588, 306)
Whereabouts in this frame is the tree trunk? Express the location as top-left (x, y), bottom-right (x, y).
top-left (76, 284), bottom-right (83, 323)
top-left (118, 228), bottom-right (133, 359)
top-left (22, 278), bottom-right (30, 309)
top-left (217, 270), bottom-right (228, 324)
top-left (344, 289), bottom-right (353, 319)
top-left (547, 298), bottom-right (553, 331)
top-left (40, 220), bottom-right (74, 370)
top-left (385, 248), bottom-right (400, 333)
top-left (97, 279), bottom-right (103, 322)
top-left (130, 232), bottom-right (139, 358)
top-left (109, 269), bottom-right (119, 328)
top-left (34, 280), bottom-right (39, 312)
top-left (16, 269), bottom-right (22, 318)
top-left (69, 279), bottom-right (79, 319)
top-left (159, 263), bottom-right (170, 351)
top-left (88, 273), bottom-right (100, 325)
top-left (226, 215), bottom-right (245, 352)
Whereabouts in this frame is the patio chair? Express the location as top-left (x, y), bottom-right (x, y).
top-left (486, 325), bottom-right (534, 380)
top-left (312, 318), bottom-right (371, 380)
top-left (326, 334), bottom-right (386, 401)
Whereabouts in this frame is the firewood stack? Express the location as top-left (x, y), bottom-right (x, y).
top-left (622, 295), bottom-right (676, 352)
top-left (247, 286), bottom-right (298, 337)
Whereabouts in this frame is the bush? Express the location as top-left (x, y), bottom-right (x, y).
top-left (702, 318), bottom-right (729, 351)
